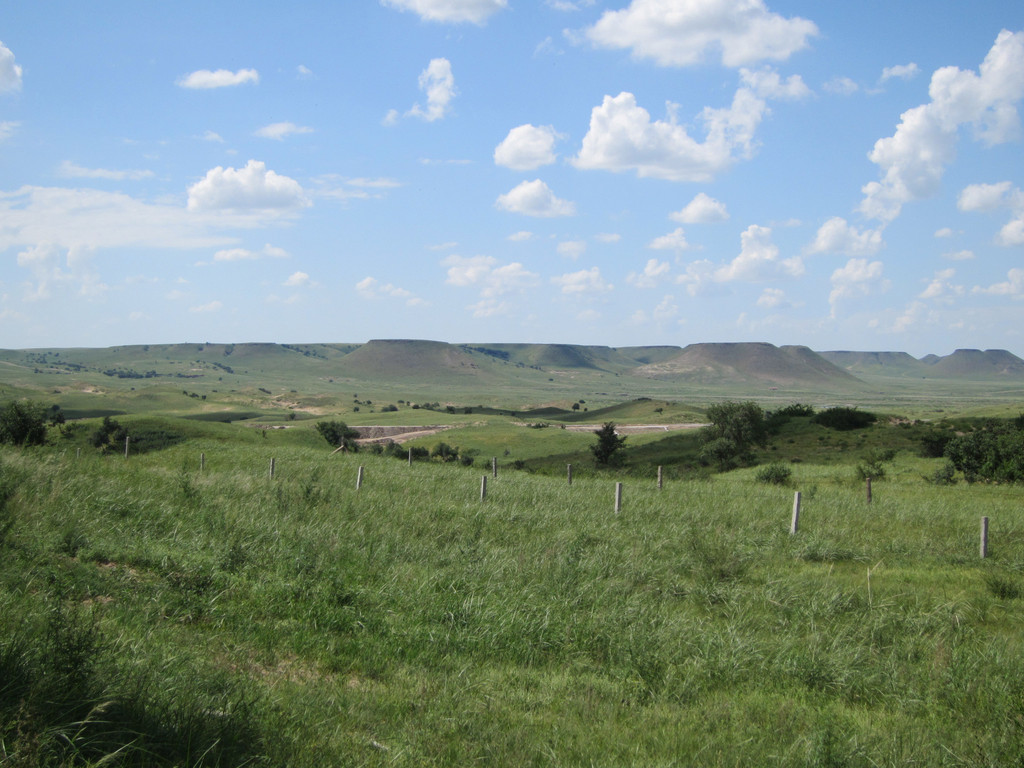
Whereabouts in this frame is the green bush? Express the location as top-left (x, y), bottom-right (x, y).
top-left (812, 407), bottom-right (877, 431)
top-left (0, 400), bottom-right (49, 446)
top-left (756, 462), bottom-right (792, 485)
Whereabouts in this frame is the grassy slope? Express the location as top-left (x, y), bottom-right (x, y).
top-left (3, 435), bottom-right (1024, 766)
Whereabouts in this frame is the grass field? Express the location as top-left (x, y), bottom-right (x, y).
top-left (3, 413), bottom-right (1024, 765)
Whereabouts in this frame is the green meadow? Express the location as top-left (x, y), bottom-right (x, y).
top-left (3, 409), bottom-right (1024, 766)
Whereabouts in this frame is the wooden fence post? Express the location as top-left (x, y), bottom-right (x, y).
top-left (408, 448), bottom-right (412, 466)
top-left (124, 435), bottom-right (130, 459)
top-left (981, 516), bottom-right (989, 559)
top-left (866, 477), bottom-right (872, 504)
top-left (356, 465), bottom-right (364, 491)
top-left (791, 491), bottom-right (801, 535)
top-left (200, 452), bottom-right (205, 472)
top-left (480, 476), bottom-right (487, 502)
top-left (492, 457), bottom-right (497, 479)
top-left (269, 458), bottom-right (275, 479)
top-left (615, 482), bottom-right (623, 514)
top-left (657, 465), bottom-right (663, 490)
top-left (567, 464), bottom-right (573, 486)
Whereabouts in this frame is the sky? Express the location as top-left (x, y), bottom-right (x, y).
top-left (1, 1), bottom-right (1023, 357)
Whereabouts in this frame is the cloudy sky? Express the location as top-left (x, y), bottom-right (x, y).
top-left (1, 1), bottom-right (1023, 356)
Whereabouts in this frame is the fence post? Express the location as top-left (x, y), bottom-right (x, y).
top-left (791, 491), bottom-right (801, 535)
top-left (492, 457), bottom-right (497, 479)
top-left (981, 516), bottom-right (989, 559)
top-left (408, 448), bottom-right (412, 466)
top-left (200, 452), bottom-right (205, 472)
top-left (657, 465), bottom-right (663, 490)
top-left (124, 435), bottom-right (130, 459)
top-left (615, 482), bottom-right (623, 514)
top-left (866, 477), bottom-right (872, 504)
top-left (269, 458), bottom-right (275, 479)
top-left (480, 476), bottom-right (487, 502)
top-left (567, 464), bottom-right (573, 486)
top-left (356, 465), bottom-right (364, 491)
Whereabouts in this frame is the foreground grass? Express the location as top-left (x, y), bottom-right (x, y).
top-left (3, 440), bottom-right (1024, 766)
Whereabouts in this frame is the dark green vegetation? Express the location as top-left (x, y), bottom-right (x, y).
top-left (2, 341), bottom-right (1024, 765)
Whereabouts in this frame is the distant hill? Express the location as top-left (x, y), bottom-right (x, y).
top-left (634, 342), bottom-right (862, 387)
top-left (819, 348), bottom-right (1024, 380)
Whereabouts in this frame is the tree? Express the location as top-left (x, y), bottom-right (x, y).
top-left (0, 400), bottom-right (50, 447)
top-left (316, 421), bottom-right (360, 452)
top-left (699, 401), bottom-right (768, 469)
top-left (591, 422), bottom-right (627, 467)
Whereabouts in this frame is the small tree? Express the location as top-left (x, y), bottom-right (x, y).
top-left (699, 401), bottom-right (768, 468)
top-left (591, 422), bottom-right (627, 467)
top-left (0, 400), bottom-right (50, 446)
top-left (316, 421), bottom-right (360, 452)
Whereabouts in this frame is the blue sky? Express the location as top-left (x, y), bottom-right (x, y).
top-left (1, 1), bottom-right (1023, 356)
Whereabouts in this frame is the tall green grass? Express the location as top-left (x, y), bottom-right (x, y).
top-left (2, 439), bottom-right (1024, 766)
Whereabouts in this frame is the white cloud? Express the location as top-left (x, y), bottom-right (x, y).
top-left (648, 227), bottom-right (692, 251)
top-left (584, 0), bottom-right (817, 68)
top-left (958, 181), bottom-right (1024, 246)
top-left (187, 160), bottom-right (309, 213)
top-left (627, 258), bottom-right (670, 288)
top-left (494, 124), bottom-right (561, 170)
top-left (880, 63), bottom-right (920, 83)
top-left (189, 300), bottom-right (224, 313)
top-left (177, 68), bottom-right (259, 89)
top-left (973, 268), bottom-right (1024, 297)
top-left (58, 161), bottom-right (154, 181)
top-left (201, 130), bottom-right (224, 143)
top-left (210, 244), bottom-right (289, 263)
top-left (860, 30), bottom-right (1024, 222)
top-left (829, 258), bottom-right (888, 317)
top-left (297, 65), bottom-right (313, 79)
top-left (715, 224), bottom-right (800, 282)
top-left (571, 89), bottom-right (766, 182)
top-left (407, 58), bottom-right (456, 122)
top-left (934, 227), bottom-right (954, 238)
top-left (495, 179), bottom-right (575, 217)
top-left (0, 121), bottom-right (18, 142)
top-left (824, 77), bottom-right (859, 95)
top-left (381, 0), bottom-right (507, 24)
top-left (557, 240), bottom-right (587, 260)
top-left (756, 287), bottom-right (787, 308)
top-left (671, 192), bottom-right (729, 223)
top-left (807, 217), bottom-right (883, 256)
top-left (283, 271), bottom-right (312, 288)
top-left (945, 249), bottom-right (975, 261)
top-left (919, 268), bottom-right (962, 301)
top-left (508, 230), bottom-right (533, 241)
top-left (740, 66), bottom-right (812, 100)
top-left (254, 122), bottom-right (314, 140)
top-left (0, 42), bottom-right (22, 92)
top-left (552, 267), bottom-right (612, 295)
top-left (442, 254), bottom-right (539, 315)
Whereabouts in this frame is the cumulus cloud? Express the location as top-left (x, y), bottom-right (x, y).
top-left (584, 0), bottom-right (817, 68)
top-left (958, 181), bottom-right (1024, 245)
top-left (557, 240), bottom-right (587, 260)
top-left (627, 258), bottom-right (670, 288)
top-left (0, 121), bottom-right (18, 142)
top-left (756, 287), bottom-right (788, 308)
top-left (919, 268), bottom-right (962, 301)
top-left (860, 30), bottom-right (1024, 223)
top-left (254, 122), bottom-right (314, 140)
top-left (442, 254), bottom-right (539, 315)
top-left (829, 258), bottom-right (888, 317)
top-left (552, 267), bottom-right (612, 295)
top-left (177, 68), bottom-right (259, 89)
top-left (209, 244), bottom-right (289, 263)
top-left (494, 124), bottom-right (561, 170)
top-left (407, 58), bottom-right (456, 121)
top-left (934, 227), bottom-right (955, 238)
top-left (671, 192), bottom-right (729, 224)
top-left (495, 179), bottom-right (575, 217)
top-left (0, 42), bottom-right (23, 92)
top-left (187, 160), bottom-right (308, 213)
top-left (715, 224), bottom-right (801, 282)
top-left (648, 227), bottom-right (692, 251)
top-left (356, 276), bottom-right (417, 303)
top-left (740, 66), bottom-right (812, 100)
top-left (283, 271), bottom-right (312, 288)
top-left (189, 300), bottom-right (224, 313)
top-left (508, 230), bottom-right (533, 241)
top-left (807, 217), bottom-right (884, 256)
top-left (381, 0), bottom-right (507, 24)
top-left (973, 268), bottom-right (1024, 297)
top-left (571, 89), bottom-right (766, 181)
top-left (880, 62), bottom-right (920, 83)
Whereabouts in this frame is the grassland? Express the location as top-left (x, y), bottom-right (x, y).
top-left (3, 407), bottom-right (1024, 766)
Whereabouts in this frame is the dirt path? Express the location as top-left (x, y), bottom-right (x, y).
top-left (559, 423), bottom-right (707, 434)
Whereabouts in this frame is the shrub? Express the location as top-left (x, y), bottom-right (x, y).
top-left (0, 400), bottom-right (50, 446)
top-left (315, 421), bottom-right (360, 452)
top-left (812, 407), bottom-right (877, 431)
top-left (591, 422), bottom-right (627, 467)
top-left (756, 462), bottom-right (792, 485)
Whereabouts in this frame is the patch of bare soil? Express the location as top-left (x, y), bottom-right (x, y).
top-left (559, 423), bottom-right (707, 434)
top-left (353, 425), bottom-right (454, 444)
